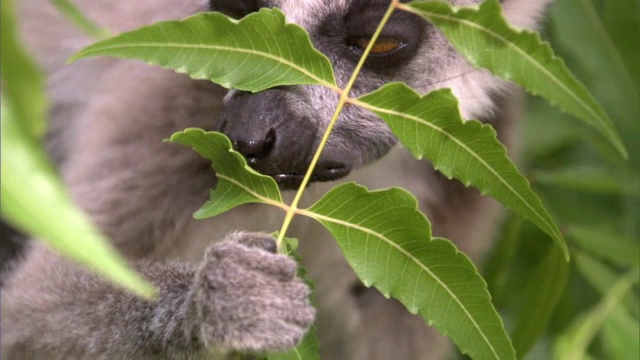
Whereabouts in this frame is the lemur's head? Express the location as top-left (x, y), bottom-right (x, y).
top-left (211, 0), bottom-right (550, 189)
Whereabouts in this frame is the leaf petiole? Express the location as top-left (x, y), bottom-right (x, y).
top-left (275, 0), bottom-right (401, 249)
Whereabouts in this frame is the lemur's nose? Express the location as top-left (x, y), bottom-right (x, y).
top-left (218, 88), bottom-right (352, 189)
top-left (232, 128), bottom-right (276, 166)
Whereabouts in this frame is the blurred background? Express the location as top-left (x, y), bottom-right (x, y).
top-left (483, 0), bottom-right (639, 359)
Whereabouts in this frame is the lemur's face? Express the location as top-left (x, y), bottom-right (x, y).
top-left (211, 0), bottom-right (505, 189)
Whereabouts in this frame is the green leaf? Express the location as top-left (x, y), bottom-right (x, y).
top-left (69, 8), bottom-right (336, 92)
top-left (511, 245), bottom-right (569, 358)
top-left (169, 129), bottom-right (283, 218)
top-left (50, 0), bottom-right (111, 39)
top-left (568, 225), bottom-right (639, 267)
top-left (0, 0), bottom-right (153, 299)
top-left (403, 0), bottom-right (627, 158)
top-left (0, 0), bottom-right (47, 139)
top-left (1, 101), bottom-right (155, 299)
top-left (601, 307), bottom-right (640, 360)
top-left (304, 182), bottom-right (515, 360)
top-left (533, 165), bottom-right (640, 195)
top-left (483, 214), bottom-right (524, 304)
top-left (554, 266), bottom-right (639, 360)
top-left (357, 83), bottom-right (567, 259)
top-left (602, 0), bottom-right (640, 91)
top-left (550, 0), bottom-right (640, 168)
top-left (575, 252), bottom-right (639, 318)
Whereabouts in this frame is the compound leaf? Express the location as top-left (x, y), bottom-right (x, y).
top-left (403, 0), bottom-right (627, 158)
top-left (70, 8), bottom-right (336, 92)
top-left (304, 182), bottom-right (515, 360)
top-left (170, 129), bottom-right (283, 218)
top-left (357, 83), bottom-right (567, 259)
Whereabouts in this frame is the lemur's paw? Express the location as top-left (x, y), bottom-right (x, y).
top-left (194, 231), bottom-right (315, 351)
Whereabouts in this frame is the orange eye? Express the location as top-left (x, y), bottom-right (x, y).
top-left (355, 37), bottom-right (404, 55)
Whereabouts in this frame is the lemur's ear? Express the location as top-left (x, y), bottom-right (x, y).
top-left (501, 0), bottom-right (553, 29)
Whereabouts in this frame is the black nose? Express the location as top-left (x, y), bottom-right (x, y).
top-left (232, 128), bottom-right (276, 166)
top-left (218, 88), bottom-right (352, 189)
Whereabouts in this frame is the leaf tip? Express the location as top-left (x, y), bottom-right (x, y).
top-left (66, 53), bottom-right (82, 64)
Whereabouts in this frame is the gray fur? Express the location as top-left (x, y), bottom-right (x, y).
top-left (3, 0), bottom-right (551, 358)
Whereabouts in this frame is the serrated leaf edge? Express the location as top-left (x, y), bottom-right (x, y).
top-left (169, 129), bottom-right (285, 209)
top-left (69, 9), bottom-right (337, 90)
top-left (353, 90), bottom-right (565, 251)
top-left (400, 0), bottom-right (627, 158)
top-left (299, 192), bottom-right (502, 359)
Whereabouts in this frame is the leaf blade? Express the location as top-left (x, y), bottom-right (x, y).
top-left (1, 101), bottom-right (155, 299)
top-left (305, 183), bottom-right (515, 360)
top-left (403, 0), bottom-right (627, 158)
top-left (169, 129), bottom-right (283, 218)
top-left (0, 0), bottom-right (47, 138)
top-left (357, 83), bottom-right (567, 259)
top-left (69, 9), bottom-right (336, 92)
top-left (1, 0), bottom-right (154, 299)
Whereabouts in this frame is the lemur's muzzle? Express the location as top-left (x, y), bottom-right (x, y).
top-left (218, 88), bottom-right (351, 189)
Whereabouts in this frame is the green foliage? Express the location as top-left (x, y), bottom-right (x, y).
top-left (357, 84), bottom-right (565, 258)
top-left (169, 130), bottom-right (514, 358)
top-left (0, 0), bottom-right (155, 298)
top-left (553, 267), bottom-right (639, 360)
top-left (486, 0), bottom-right (639, 358)
top-left (169, 130), bottom-right (283, 218)
top-left (307, 183), bottom-right (514, 359)
top-left (403, 0), bottom-right (627, 158)
top-left (1, 0), bottom-right (47, 138)
top-left (510, 245), bottom-right (569, 357)
top-left (70, 9), bottom-right (336, 92)
top-left (50, 0), bottom-right (111, 39)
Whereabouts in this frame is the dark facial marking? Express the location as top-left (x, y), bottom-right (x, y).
top-left (318, 0), bottom-right (426, 71)
top-left (208, 0), bottom-right (266, 18)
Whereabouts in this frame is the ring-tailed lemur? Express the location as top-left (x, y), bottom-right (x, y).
top-left (3, 0), bottom-right (551, 358)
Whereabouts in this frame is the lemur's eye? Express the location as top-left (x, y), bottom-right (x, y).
top-left (353, 37), bottom-right (405, 55)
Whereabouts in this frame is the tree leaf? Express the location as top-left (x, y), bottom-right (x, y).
top-left (69, 8), bottom-right (336, 92)
top-left (601, 307), bottom-right (640, 360)
top-left (533, 165), bottom-right (640, 195)
top-left (50, 0), bottom-right (111, 39)
top-left (357, 83), bottom-right (567, 259)
top-left (402, 0), bottom-right (627, 158)
top-left (1, 0), bottom-right (154, 299)
top-left (303, 182), bottom-right (515, 360)
top-left (554, 266), bottom-right (639, 360)
top-left (1, 101), bottom-right (155, 299)
top-left (169, 129), bottom-right (283, 218)
top-left (568, 225), bottom-right (639, 267)
top-left (550, 0), bottom-right (640, 168)
top-left (511, 244), bottom-right (569, 358)
top-left (575, 251), bottom-right (639, 318)
top-left (1, 0), bottom-right (47, 138)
